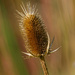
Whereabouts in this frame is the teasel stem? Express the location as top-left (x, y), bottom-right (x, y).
top-left (40, 56), bottom-right (49, 75)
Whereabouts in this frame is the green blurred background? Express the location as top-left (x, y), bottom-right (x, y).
top-left (0, 0), bottom-right (75, 75)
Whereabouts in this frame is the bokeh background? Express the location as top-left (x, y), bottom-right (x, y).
top-left (0, 0), bottom-right (75, 75)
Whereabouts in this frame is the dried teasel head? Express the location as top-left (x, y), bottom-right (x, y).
top-left (16, 2), bottom-right (60, 57)
top-left (16, 2), bottom-right (50, 57)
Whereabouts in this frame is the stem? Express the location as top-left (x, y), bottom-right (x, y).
top-left (40, 56), bottom-right (49, 75)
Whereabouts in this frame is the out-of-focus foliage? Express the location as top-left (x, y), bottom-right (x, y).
top-left (0, 0), bottom-right (75, 75)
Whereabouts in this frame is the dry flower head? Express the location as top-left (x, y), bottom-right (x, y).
top-left (16, 2), bottom-right (61, 58)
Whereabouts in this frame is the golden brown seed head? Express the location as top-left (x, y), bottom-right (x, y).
top-left (17, 3), bottom-right (50, 57)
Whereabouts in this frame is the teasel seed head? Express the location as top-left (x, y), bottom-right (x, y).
top-left (16, 2), bottom-right (50, 57)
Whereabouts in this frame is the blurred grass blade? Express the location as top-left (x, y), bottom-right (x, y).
top-left (0, 1), bottom-right (29, 75)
